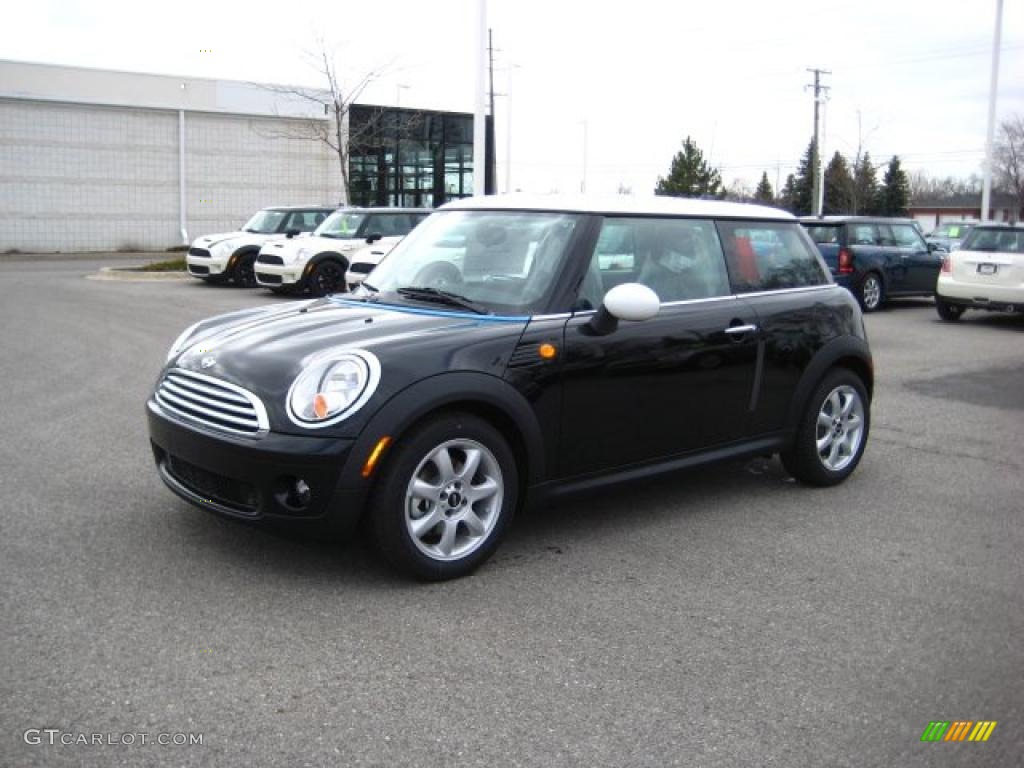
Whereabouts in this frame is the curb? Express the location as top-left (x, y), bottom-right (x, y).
top-left (87, 266), bottom-right (191, 282)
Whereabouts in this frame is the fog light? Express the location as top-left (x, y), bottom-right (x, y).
top-left (286, 478), bottom-right (311, 508)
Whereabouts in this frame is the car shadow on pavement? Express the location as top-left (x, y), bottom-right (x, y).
top-left (152, 455), bottom-right (803, 586)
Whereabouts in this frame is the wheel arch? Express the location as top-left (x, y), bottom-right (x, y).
top-left (785, 335), bottom-right (873, 435)
top-left (338, 372), bottom-right (545, 516)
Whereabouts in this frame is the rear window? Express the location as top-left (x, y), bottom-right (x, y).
top-left (804, 224), bottom-right (839, 244)
top-left (961, 228), bottom-right (1024, 253)
top-left (717, 221), bottom-right (829, 292)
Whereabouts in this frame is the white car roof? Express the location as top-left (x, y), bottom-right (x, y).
top-left (442, 193), bottom-right (794, 221)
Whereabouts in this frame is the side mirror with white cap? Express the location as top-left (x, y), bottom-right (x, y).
top-left (586, 283), bottom-right (660, 335)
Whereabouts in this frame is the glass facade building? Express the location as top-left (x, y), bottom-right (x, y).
top-left (348, 105), bottom-right (475, 209)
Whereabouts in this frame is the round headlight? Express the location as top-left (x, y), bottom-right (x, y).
top-left (287, 350), bottom-right (381, 427)
top-left (166, 321), bottom-right (200, 361)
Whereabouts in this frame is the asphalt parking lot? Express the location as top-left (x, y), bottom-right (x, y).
top-left (1, 258), bottom-right (1022, 767)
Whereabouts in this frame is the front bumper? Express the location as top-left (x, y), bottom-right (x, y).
top-left (147, 399), bottom-right (364, 531)
top-left (186, 253), bottom-right (230, 277)
top-left (255, 261), bottom-right (307, 287)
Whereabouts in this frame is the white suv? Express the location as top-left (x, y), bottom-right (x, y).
top-left (186, 207), bottom-right (335, 287)
top-left (255, 208), bottom-right (429, 296)
top-left (935, 224), bottom-right (1024, 321)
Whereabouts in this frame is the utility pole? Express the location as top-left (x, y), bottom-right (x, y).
top-left (805, 68), bottom-right (831, 217)
top-left (473, 0), bottom-right (486, 196)
top-left (981, 0), bottom-right (1003, 222)
top-left (486, 28), bottom-right (497, 194)
top-left (580, 120), bottom-right (588, 193)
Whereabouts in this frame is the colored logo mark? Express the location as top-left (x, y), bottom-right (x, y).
top-left (921, 721), bottom-right (997, 742)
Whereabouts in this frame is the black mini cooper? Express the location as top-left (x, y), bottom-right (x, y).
top-left (148, 195), bottom-right (873, 579)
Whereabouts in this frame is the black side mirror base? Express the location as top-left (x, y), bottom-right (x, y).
top-left (583, 307), bottom-right (619, 336)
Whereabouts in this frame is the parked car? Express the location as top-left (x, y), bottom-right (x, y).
top-left (926, 221), bottom-right (977, 253)
top-left (935, 223), bottom-right (1024, 321)
top-left (149, 195), bottom-right (873, 580)
top-left (186, 206), bottom-right (335, 287)
top-left (255, 208), bottom-right (429, 296)
top-left (800, 216), bottom-right (943, 310)
top-left (344, 236), bottom-right (404, 291)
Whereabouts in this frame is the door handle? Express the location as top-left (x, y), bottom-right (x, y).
top-left (724, 324), bottom-right (758, 335)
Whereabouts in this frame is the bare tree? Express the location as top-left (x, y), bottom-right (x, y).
top-left (255, 39), bottom-right (400, 205)
top-left (994, 114), bottom-right (1024, 211)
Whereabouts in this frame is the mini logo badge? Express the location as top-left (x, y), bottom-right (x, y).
top-left (200, 356), bottom-right (216, 369)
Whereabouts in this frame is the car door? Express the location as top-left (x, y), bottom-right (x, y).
top-left (559, 216), bottom-right (761, 478)
top-left (715, 219), bottom-right (835, 436)
top-left (891, 222), bottom-right (940, 293)
top-left (873, 223), bottom-right (910, 293)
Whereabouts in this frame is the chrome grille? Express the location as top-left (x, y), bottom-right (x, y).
top-left (155, 369), bottom-right (268, 435)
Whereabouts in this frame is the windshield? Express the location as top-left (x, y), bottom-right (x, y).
top-left (363, 210), bottom-right (582, 315)
top-left (315, 211), bottom-right (366, 239)
top-left (960, 227), bottom-right (1024, 253)
top-left (930, 223), bottom-right (972, 239)
top-left (242, 210), bottom-right (287, 234)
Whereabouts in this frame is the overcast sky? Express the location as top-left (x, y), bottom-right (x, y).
top-left (3, 0), bottom-right (1022, 196)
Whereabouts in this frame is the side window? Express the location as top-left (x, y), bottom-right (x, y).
top-left (286, 212), bottom-right (323, 232)
top-left (850, 224), bottom-right (879, 245)
top-left (891, 224), bottom-right (925, 248)
top-left (875, 224), bottom-right (897, 247)
top-left (579, 218), bottom-right (730, 309)
top-left (367, 214), bottom-right (415, 237)
top-left (717, 221), bottom-right (828, 293)
top-left (805, 225), bottom-right (839, 244)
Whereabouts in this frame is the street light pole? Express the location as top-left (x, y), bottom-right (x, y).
top-left (473, 0), bottom-right (487, 196)
top-left (981, 0), bottom-right (1003, 222)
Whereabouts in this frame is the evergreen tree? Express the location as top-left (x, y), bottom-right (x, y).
top-left (655, 137), bottom-right (723, 198)
top-left (852, 152), bottom-right (877, 215)
top-left (793, 139), bottom-right (819, 215)
top-left (877, 155), bottom-right (911, 216)
top-left (778, 174), bottom-right (798, 213)
top-left (753, 172), bottom-right (774, 203)
top-left (823, 151), bottom-right (854, 214)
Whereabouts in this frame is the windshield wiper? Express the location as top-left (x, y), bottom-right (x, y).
top-left (396, 286), bottom-right (489, 315)
top-left (360, 281), bottom-right (379, 293)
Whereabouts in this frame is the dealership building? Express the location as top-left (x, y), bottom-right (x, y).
top-left (0, 60), bottom-right (475, 253)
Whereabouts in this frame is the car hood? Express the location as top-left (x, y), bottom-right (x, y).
top-left (169, 299), bottom-right (528, 434)
top-left (194, 232), bottom-right (281, 249)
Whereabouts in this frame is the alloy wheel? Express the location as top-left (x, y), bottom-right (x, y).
top-left (404, 439), bottom-right (503, 562)
top-left (815, 385), bottom-right (865, 472)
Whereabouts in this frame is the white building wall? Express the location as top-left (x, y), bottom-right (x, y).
top-left (0, 98), bottom-right (340, 252)
top-left (0, 60), bottom-right (344, 253)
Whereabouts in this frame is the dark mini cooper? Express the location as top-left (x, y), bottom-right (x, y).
top-left (149, 195), bottom-right (873, 579)
top-left (800, 216), bottom-right (943, 311)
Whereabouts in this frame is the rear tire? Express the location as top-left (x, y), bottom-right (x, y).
top-left (369, 412), bottom-right (518, 581)
top-left (781, 369), bottom-right (870, 487)
top-left (858, 272), bottom-right (884, 312)
top-left (935, 296), bottom-right (965, 322)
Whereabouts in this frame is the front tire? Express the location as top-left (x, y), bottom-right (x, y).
top-left (309, 260), bottom-right (346, 297)
top-left (369, 412), bottom-right (518, 581)
top-left (232, 253), bottom-right (258, 288)
top-left (858, 272), bottom-right (884, 312)
top-left (781, 369), bottom-right (870, 487)
top-left (935, 296), bottom-right (965, 322)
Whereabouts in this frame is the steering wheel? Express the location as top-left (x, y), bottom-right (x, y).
top-left (412, 261), bottom-right (463, 289)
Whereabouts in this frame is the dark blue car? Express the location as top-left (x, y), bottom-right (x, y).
top-left (800, 217), bottom-right (943, 311)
